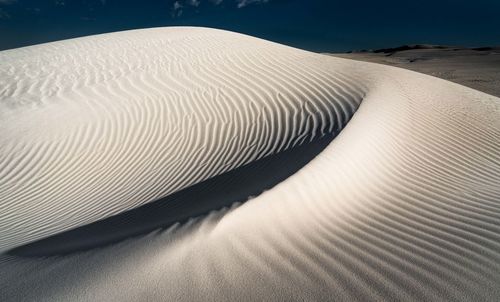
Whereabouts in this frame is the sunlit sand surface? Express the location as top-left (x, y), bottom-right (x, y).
top-left (1, 27), bottom-right (500, 301)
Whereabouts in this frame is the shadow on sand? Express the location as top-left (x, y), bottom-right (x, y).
top-left (9, 134), bottom-right (335, 256)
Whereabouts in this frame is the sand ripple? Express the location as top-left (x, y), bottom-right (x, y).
top-left (1, 27), bottom-right (500, 301)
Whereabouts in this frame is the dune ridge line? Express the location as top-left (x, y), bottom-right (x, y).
top-left (1, 27), bottom-right (500, 301)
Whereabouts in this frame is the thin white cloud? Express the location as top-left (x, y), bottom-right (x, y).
top-left (171, 0), bottom-right (202, 18)
top-left (171, 1), bottom-right (183, 18)
top-left (187, 0), bottom-right (200, 7)
top-left (173, 1), bottom-right (182, 10)
top-left (236, 0), bottom-right (269, 8)
top-left (171, 0), bottom-right (266, 17)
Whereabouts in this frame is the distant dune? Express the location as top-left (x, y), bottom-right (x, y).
top-left (331, 45), bottom-right (500, 97)
top-left (1, 28), bottom-right (500, 301)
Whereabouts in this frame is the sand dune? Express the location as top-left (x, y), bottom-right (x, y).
top-left (331, 46), bottom-right (500, 97)
top-left (1, 27), bottom-right (500, 301)
top-left (0, 27), bottom-right (365, 252)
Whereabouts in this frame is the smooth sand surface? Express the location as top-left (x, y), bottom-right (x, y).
top-left (1, 28), bottom-right (500, 301)
top-left (330, 46), bottom-right (500, 97)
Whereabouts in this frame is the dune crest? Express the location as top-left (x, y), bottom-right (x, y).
top-left (1, 28), bottom-right (500, 301)
top-left (0, 27), bottom-right (365, 252)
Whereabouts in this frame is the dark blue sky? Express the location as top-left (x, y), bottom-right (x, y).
top-left (1, 0), bottom-right (499, 52)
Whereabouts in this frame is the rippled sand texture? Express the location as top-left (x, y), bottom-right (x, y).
top-left (0, 27), bottom-right (365, 252)
top-left (1, 28), bottom-right (500, 301)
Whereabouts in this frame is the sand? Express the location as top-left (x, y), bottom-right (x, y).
top-left (1, 27), bottom-right (500, 301)
top-left (330, 46), bottom-right (500, 97)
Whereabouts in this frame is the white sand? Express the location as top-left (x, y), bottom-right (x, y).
top-left (1, 27), bottom-right (500, 301)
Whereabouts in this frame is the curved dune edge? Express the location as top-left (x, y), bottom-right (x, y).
top-left (1, 27), bottom-right (500, 301)
top-left (10, 134), bottom-right (337, 256)
top-left (0, 27), bottom-right (365, 252)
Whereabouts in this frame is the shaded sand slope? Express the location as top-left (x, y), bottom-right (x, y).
top-left (11, 134), bottom-right (336, 256)
top-left (1, 28), bottom-right (500, 301)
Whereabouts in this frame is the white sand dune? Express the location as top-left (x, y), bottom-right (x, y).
top-left (0, 27), bottom-right (365, 252)
top-left (1, 27), bottom-right (500, 301)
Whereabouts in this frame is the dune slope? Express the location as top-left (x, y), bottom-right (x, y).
top-left (0, 27), bottom-right (365, 252)
top-left (1, 27), bottom-right (500, 301)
